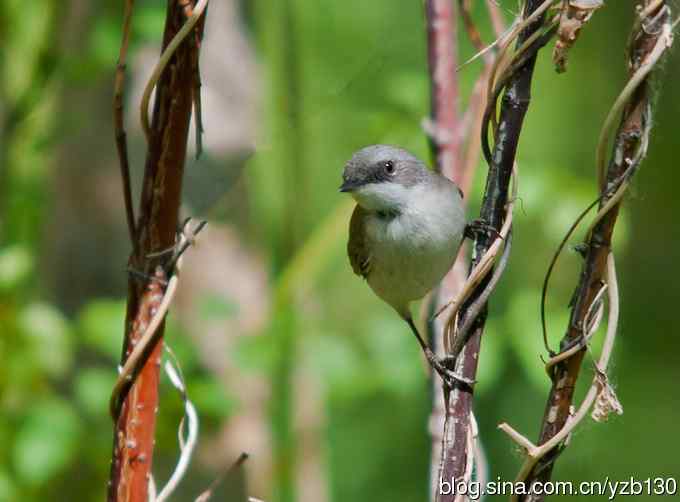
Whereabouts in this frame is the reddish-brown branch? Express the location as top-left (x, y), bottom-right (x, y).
top-left (423, 3), bottom-right (470, 499)
top-left (520, 2), bottom-right (670, 499)
top-left (109, 267), bottom-right (167, 501)
top-left (425, 0), bottom-right (462, 182)
top-left (108, 2), bottom-right (207, 501)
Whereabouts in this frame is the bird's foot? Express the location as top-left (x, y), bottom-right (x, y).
top-left (464, 218), bottom-right (502, 242)
top-left (424, 348), bottom-right (476, 389)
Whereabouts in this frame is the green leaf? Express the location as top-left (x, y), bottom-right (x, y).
top-left (77, 299), bottom-right (126, 361)
top-left (18, 303), bottom-right (73, 378)
top-left (13, 398), bottom-right (81, 485)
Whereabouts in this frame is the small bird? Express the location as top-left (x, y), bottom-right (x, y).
top-left (340, 144), bottom-right (473, 388)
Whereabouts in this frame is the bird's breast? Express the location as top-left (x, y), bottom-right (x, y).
top-left (364, 191), bottom-right (465, 308)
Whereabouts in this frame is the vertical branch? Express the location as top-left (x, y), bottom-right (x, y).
top-left (435, 1), bottom-right (549, 500)
top-left (424, 1), bottom-right (505, 498)
top-left (424, 0), bottom-right (462, 179)
top-left (423, 2), bottom-right (464, 499)
top-left (519, 2), bottom-right (671, 499)
top-left (108, 2), bottom-right (207, 501)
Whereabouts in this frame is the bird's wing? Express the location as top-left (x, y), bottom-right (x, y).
top-left (348, 205), bottom-right (371, 279)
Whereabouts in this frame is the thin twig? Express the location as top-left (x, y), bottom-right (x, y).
top-left (447, 229), bottom-right (512, 360)
top-left (539, 195), bottom-right (599, 354)
top-left (434, 167), bottom-right (517, 327)
top-left (460, 0), bottom-right (494, 60)
top-left (595, 10), bottom-right (670, 188)
top-left (511, 3), bottom-right (672, 499)
top-left (113, 0), bottom-right (137, 246)
top-left (140, 0), bottom-right (209, 143)
top-left (192, 62), bottom-right (204, 159)
top-left (500, 254), bottom-right (620, 501)
top-left (435, 2), bottom-right (550, 499)
top-left (180, 0), bottom-right (206, 159)
top-left (195, 453), bottom-right (250, 502)
top-left (482, 3), bottom-right (558, 164)
top-left (486, 0), bottom-right (508, 38)
top-left (155, 358), bottom-right (199, 502)
top-left (455, 22), bottom-right (516, 73)
top-left (425, 1), bottom-right (514, 496)
top-left (543, 283), bottom-right (606, 373)
top-left (540, 129), bottom-right (648, 355)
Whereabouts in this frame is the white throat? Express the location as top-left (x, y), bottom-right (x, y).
top-left (351, 182), bottom-right (412, 213)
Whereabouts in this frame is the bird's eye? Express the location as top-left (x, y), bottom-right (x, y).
top-left (384, 160), bottom-right (395, 174)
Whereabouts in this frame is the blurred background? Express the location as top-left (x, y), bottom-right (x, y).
top-left (1, 0), bottom-right (679, 500)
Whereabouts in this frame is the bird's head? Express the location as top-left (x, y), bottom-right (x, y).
top-left (340, 145), bottom-right (430, 212)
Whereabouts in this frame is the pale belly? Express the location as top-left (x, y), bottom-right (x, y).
top-left (365, 209), bottom-right (464, 314)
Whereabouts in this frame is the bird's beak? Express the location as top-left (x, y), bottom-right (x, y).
top-left (338, 179), bottom-right (357, 193)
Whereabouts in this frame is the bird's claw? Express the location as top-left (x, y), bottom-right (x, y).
top-left (464, 219), bottom-right (502, 242)
top-left (426, 350), bottom-right (476, 388)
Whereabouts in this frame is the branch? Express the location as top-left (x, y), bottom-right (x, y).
top-left (195, 453), bottom-right (250, 502)
top-left (423, 1), bottom-right (507, 497)
top-left (423, 0), bottom-right (462, 181)
top-left (500, 254), bottom-right (621, 502)
top-left (434, 1), bottom-right (551, 500)
top-left (502, 2), bottom-right (673, 500)
top-left (422, 1), bottom-right (470, 499)
top-left (107, 2), bottom-right (208, 501)
top-left (109, 220), bottom-right (205, 419)
top-left (140, 0), bottom-right (209, 143)
top-left (113, 0), bottom-right (137, 246)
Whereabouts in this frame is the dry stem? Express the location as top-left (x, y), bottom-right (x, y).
top-left (501, 3), bottom-right (673, 500)
top-left (434, 2), bottom-right (550, 500)
top-left (113, 0), bottom-right (137, 246)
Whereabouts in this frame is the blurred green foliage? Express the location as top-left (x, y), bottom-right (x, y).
top-left (1, 1), bottom-right (679, 501)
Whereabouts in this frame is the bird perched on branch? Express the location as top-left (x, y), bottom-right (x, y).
top-left (341, 144), bottom-right (476, 388)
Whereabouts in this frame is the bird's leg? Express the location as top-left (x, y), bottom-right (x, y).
top-left (464, 218), bottom-right (502, 242)
top-left (405, 317), bottom-right (475, 388)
